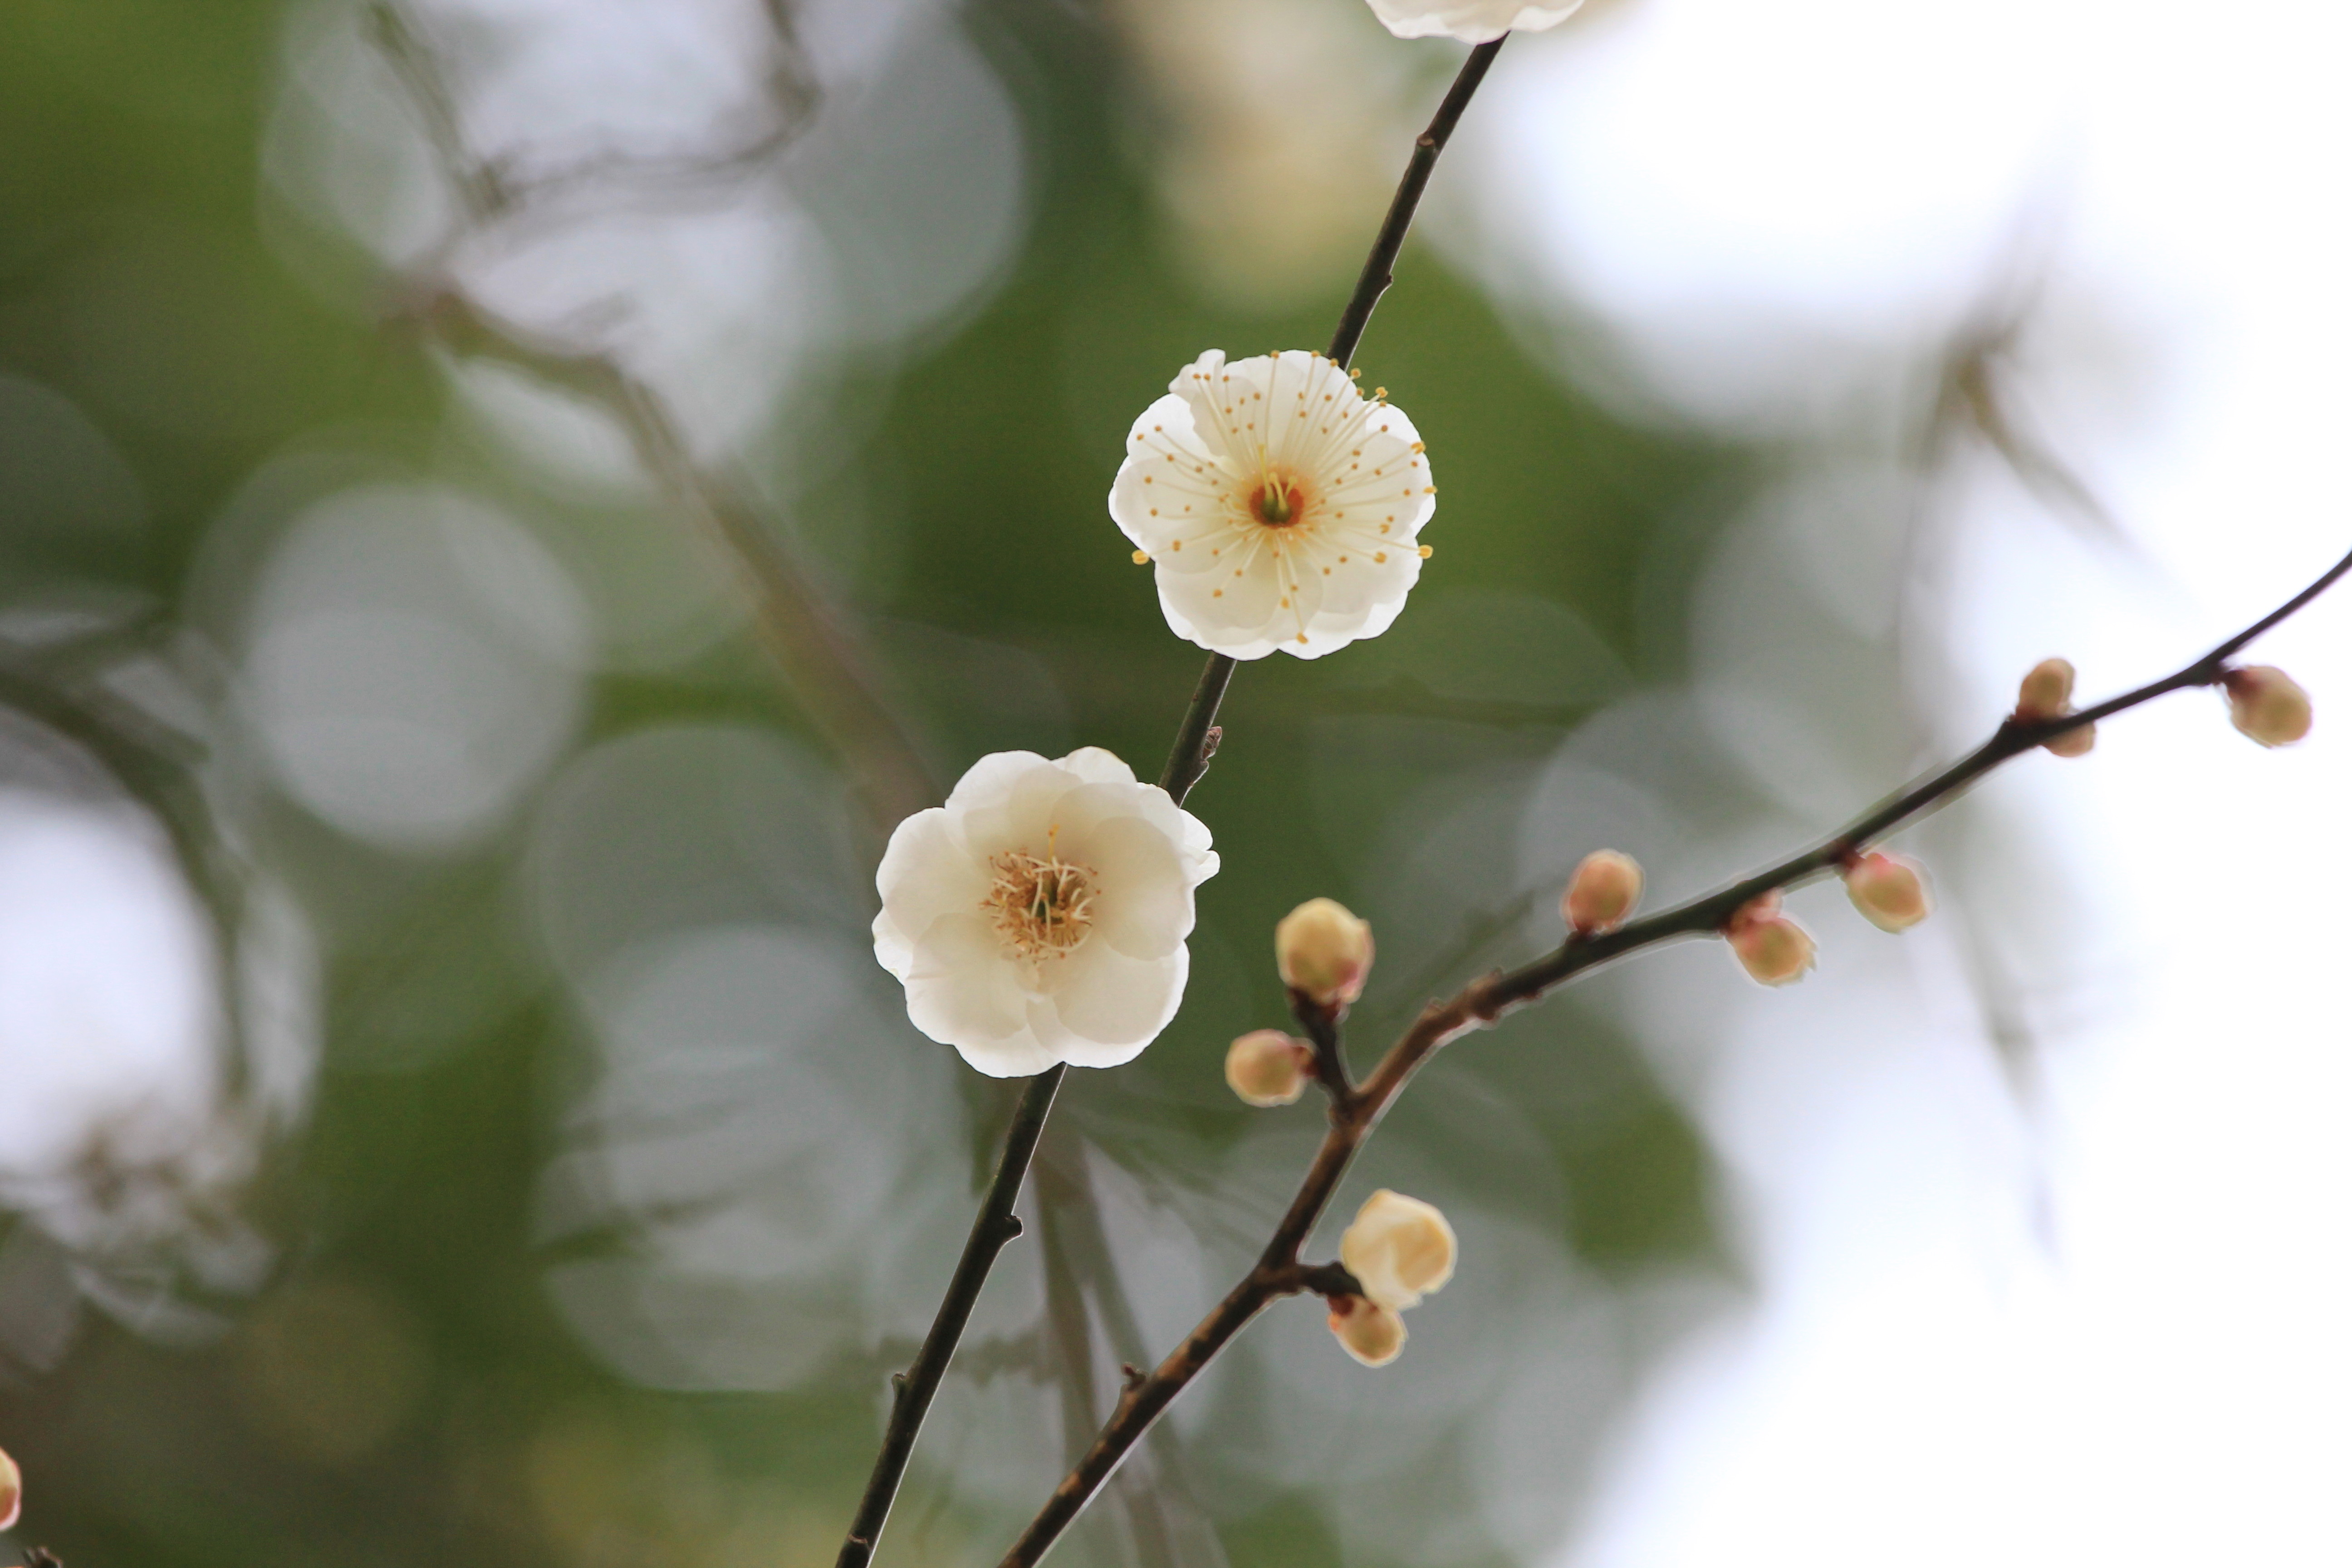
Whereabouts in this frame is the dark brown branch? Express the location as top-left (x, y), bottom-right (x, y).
top-left (837, 1069), bottom-right (1060, 1568)
top-left (996, 543), bottom-right (2352, 1567)
top-left (1326, 38), bottom-right (1504, 368)
top-left (1287, 990), bottom-right (1356, 1113)
top-left (837, 34), bottom-right (1514, 1566)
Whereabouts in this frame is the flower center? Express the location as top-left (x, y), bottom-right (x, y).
top-left (984, 842), bottom-right (1098, 960)
top-left (1249, 470), bottom-right (1309, 527)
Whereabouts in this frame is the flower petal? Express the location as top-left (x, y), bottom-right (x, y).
top-left (944, 750), bottom-right (1052, 814)
top-left (1074, 813), bottom-right (1190, 959)
top-left (1036, 940), bottom-right (1189, 1067)
top-left (873, 807), bottom-right (987, 979)
top-left (904, 913), bottom-right (1049, 1075)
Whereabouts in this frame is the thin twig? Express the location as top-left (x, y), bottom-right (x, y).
top-left (996, 543), bottom-right (2352, 1567)
top-left (837, 1069), bottom-right (1059, 1568)
top-left (833, 36), bottom-right (1512, 1566)
top-left (1327, 39), bottom-right (1506, 369)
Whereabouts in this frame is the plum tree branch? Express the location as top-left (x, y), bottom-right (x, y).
top-left (834, 36), bottom-right (1510, 1568)
top-left (995, 541), bottom-right (2352, 1568)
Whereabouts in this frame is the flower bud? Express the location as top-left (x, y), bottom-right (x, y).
top-left (2041, 721), bottom-right (2096, 759)
top-left (1339, 1188), bottom-right (1457, 1312)
top-left (2016, 657), bottom-right (2075, 717)
top-left (2013, 658), bottom-right (2107, 761)
top-left (1327, 1295), bottom-right (1406, 1367)
top-left (2224, 665), bottom-right (2313, 747)
top-left (2016, 657), bottom-right (2094, 757)
top-left (1844, 852), bottom-right (1931, 932)
top-left (1225, 1030), bottom-right (1313, 1107)
top-left (1563, 850), bottom-right (1643, 935)
top-left (1725, 895), bottom-right (1816, 986)
top-left (0, 1445), bottom-right (20, 1531)
top-left (1275, 897), bottom-right (1374, 1007)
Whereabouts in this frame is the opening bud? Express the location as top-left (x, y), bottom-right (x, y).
top-left (1844, 851), bottom-right (1931, 932)
top-left (1725, 894), bottom-right (1816, 986)
top-left (2224, 665), bottom-right (2312, 747)
top-left (1563, 850), bottom-right (1644, 935)
top-left (1225, 1029), bottom-right (1313, 1107)
top-left (1275, 897), bottom-right (1374, 1007)
top-left (0, 1445), bottom-right (20, 1530)
top-left (1339, 1189), bottom-right (1457, 1312)
top-left (1327, 1295), bottom-right (1406, 1367)
top-left (2015, 657), bottom-right (2094, 757)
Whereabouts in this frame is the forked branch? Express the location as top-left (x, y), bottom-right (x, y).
top-left (996, 541), bottom-right (2352, 1568)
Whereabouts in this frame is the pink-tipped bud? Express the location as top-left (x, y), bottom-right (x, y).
top-left (1563, 850), bottom-right (1644, 935)
top-left (1725, 894), bottom-right (1816, 986)
top-left (0, 1445), bottom-right (21, 1531)
top-left (1225, 1030), bottom-right (1313, 1107)
top-left (2016, 657), bottom-right (2076, 718)
top-left (1844, 852), bottom-right (1931, 932)
top-left (1276, 897), bottom-right (1374, 1007)
top-left (2015, 657), bottom-right (2096, 757)
top-left (1327, 1294), bottom-right (1406, 1367)
top-left (2224, 665), bottom-right (2313, 748)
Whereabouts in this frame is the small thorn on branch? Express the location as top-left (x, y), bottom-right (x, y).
top-left (1000, 1213), bottom-right (1024, 1243)
top-left (889, 1371), bottom-right (908, 1396)
top-left (1119, 1363), bottom-right (1146, 1392)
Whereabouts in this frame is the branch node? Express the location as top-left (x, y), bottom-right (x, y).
top-left (1119, 1362), bottom-right (1146, 1392)
top-left (1000, 1212), bottom-right (1024, 1244)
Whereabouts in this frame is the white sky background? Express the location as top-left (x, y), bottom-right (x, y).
top-left (1446, 2), bottom-right (2352, 1564)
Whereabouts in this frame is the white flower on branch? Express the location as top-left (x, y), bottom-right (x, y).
top-left (2223, 664), bottom-right (2313, 747)
top-left (873, 749), bottom-right (1218, 1077)
top-left (2016, 657), bottom-right (2096, 758)
top-left (1112, 350), bottom-right (1436, 660)
top-left (0, 1445), bottom-right (18, 1531)
top-left (1843, 851), bottom-right (1932, 932)
top-left (1363, 0), bottom-right (1585, 44)
top-left (1225, 1029), bottom-right (1313, 1107)
top-left (1339, 1189), bottom-right (1457, 1312)
top-left (1725, 892), bottom-right (1817, 987)
top-left (1275, 896), bottom-right (1376, 1008)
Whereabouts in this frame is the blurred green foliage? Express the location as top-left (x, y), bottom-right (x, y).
top-left (0, 2), bottom-right (1769, 1565)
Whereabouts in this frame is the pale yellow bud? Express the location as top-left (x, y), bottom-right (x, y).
top-left (1328, 1295), bottom-right (1406, 1367)
top-left (1225, 1030), bottom-right (1312, 1107)
top-left (2225, 665), bottom-right (2313, 748)
top-left (1339, 1188), bottom-right (1457, 1312)
top-left (1726, 896), bottom-right (1816, 986)
top-left (1275, 897), bottom-right (1374, 1007)
top-left (0, 1445), bottom-right (20, 1530)
top-left (2016, 657), bottom-right (2094, 757)
top-left (1563, 850), bottom-right (1644, 934)
top-left (1844, 852), bottom-right (1931, 932)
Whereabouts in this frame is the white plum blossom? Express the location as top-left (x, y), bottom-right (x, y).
top-left (874, 749), bottom-right (1218, 1077)
top-left (1365, 0), bottom-right (1584, 44)
top-left (1112, 350), bottom-right (1436, 660)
